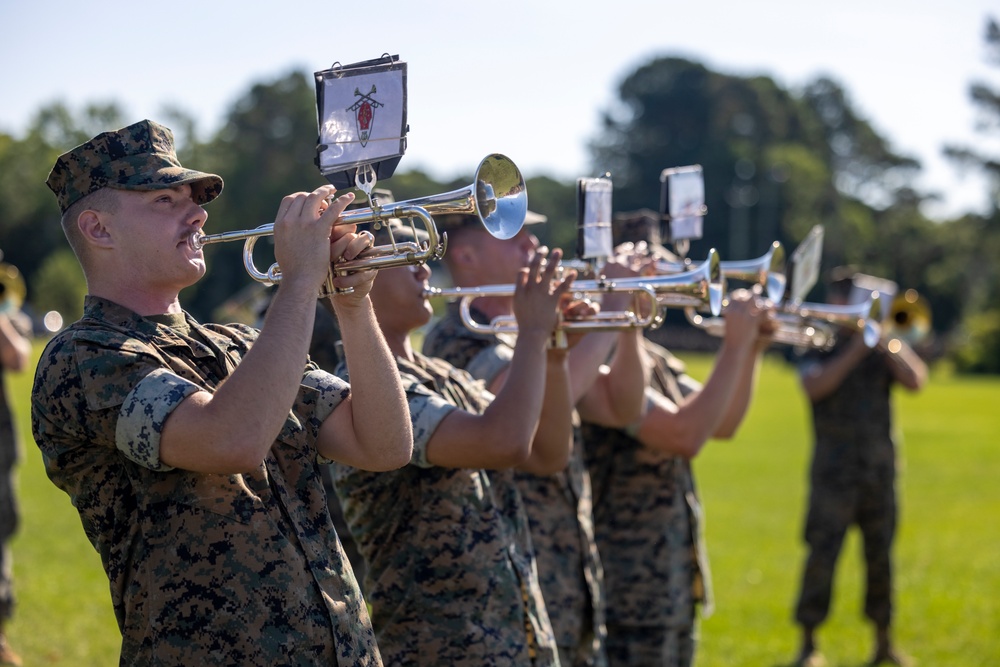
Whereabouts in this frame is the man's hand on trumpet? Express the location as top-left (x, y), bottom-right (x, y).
top-left (512, 247), bottom-right (576, 343)
top-left (722, 288), bottom-right (776, 349)
top-left (271, 185), bottom-right (355, 294)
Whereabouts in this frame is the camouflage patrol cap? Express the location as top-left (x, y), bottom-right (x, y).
top-left (45, 119), bottom-right (223, 213)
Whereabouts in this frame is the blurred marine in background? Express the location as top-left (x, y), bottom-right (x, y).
top-left (0, 251), bottom-right (30, 667)
top-left (792, 268), bottom-right (927, 667)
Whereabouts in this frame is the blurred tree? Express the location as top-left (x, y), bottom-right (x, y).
top-left (0, 102), bottom-right (127, 323)
top-left (944, 16), bottom-right (1000, 206)
top-left (589, 57), bottom-right (924, 275)
top-left (942, 15), bottom-right (1000, 372)
top-left (522, 175), bottom-right (577, 254)
top-left (189, 68), bottom-right (326, 321)
top-left (31, 247), bottom-right (87, 324)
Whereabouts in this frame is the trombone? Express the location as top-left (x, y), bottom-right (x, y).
top-left (188, 154), bottom-right (527, 286)
top-left (424, 249), bottom-right (725, 336)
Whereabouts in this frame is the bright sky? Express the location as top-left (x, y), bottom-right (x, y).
top-left (2, 0), bottom-right (996, 221)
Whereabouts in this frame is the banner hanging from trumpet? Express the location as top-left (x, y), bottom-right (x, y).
top-left (314, 54), bottom-right (408, 190)
top-left (659, 164), bottom-right (707, 258)
top-left (786, 224), bottom-right (825, 306)
top-left (576, 174), bottom-right (614, 262)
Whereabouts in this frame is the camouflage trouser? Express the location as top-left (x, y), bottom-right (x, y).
top-left (0, 442), bottom-right (16, 622)
top-left (320, 465), bottom-right (367, 593)
top-left (795, 473), bottom-right (897, 629)
top-left (604, 622), bottom-right (696, 667)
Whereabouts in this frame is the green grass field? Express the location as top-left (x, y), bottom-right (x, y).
top-left (5, 344), bottom-right (999, 665)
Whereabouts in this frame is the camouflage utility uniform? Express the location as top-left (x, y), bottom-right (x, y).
top-left (424, 303), bottom-right (607, 667)
top-left (31, 297), bottom-right (379, 666)
top-left (0, 309), bottom-right (30, 625)
top-left (795, 337), bottom-right (899, 630)
top-left (581, 340), bottom-right (710, 667)
top-left (331, 351), bottom-right (558, 666)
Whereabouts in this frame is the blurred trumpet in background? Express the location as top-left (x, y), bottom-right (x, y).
top-left (0, 263), bottom-right (26, 315)
top-left (885, 289), bottom-right (932, 348)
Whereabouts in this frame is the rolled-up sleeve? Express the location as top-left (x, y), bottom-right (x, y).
top-left (116, 368), bottom-right (201, 471)
top-left (407, 387), bottom-right (457, 468)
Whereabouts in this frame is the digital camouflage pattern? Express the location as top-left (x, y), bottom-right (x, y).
top-left (31, 297), bottom-right (379, 666)
top-left (45, 119), bottom-right (223, 212)
top-left (795, 335), bottom-right (898, 629)
top-left (0, 309), bottom-right (30, 621)
top-left (425, 304), bottom-right (607, 667)
top-left (331, 352), bottom-right (559, 666)
top-left (581, 340), bottom-right (709, 667)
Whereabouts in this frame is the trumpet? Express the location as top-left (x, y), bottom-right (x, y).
top-left (425, 280), bottom-right (664, 335)
top-left (584, 248), bottom-right (725, 316)
top-left (885, 289), bottom-right (931, 346)
top-left (686, 289), bottom-right (883, 351)
top-left (658, 241), bottom-right (786, 303)
top-left (0, 263), bottom-right (26, 315)
top-left (188, 154), bottom-right (527, 287)
top-left (425, 249), bottom-right (724, 336)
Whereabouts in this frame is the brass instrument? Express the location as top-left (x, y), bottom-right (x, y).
top-left (425, 249), bottom-right (725, 336)
top-left (425, 281), bottom-right (663, 335)
top-left (0, 263), bottom-right (26, 314)
top-left (659, 241), bottom-right (786, 303)
top-left (686, 289), bottom-right (883, 351)
top-left (885, 289), bottom-right (932, 346)
top-left (189, 154), bottom-right (527, 286)
top-left (589, 248), bottom-right (725, 316)
top-left (774, 291), bottom-right (883, 349)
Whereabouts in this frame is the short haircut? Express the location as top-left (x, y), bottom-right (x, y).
top-left (60, 187), bottom-right (120, 264)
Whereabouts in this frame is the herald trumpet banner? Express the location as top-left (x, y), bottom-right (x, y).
top-left (188, 154), bottom-right (527, 286)
top-left (425, 249), bottom-right (725, 335)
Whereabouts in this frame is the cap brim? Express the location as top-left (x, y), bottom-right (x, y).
top-left (115, 168), bottom-right (224, 205)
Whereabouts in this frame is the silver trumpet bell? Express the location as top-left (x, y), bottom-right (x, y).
top-left (660, 241), bottom-right (786, 303)
top-left (189, 154), bottom-right (528, 286)
top-left (775, 290), bottom-right (883, 350)
top-left (605, 248), bottom-right (726, 316)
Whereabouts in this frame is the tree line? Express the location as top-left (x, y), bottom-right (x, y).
top-left (2, 20), bottom-right (999, 373)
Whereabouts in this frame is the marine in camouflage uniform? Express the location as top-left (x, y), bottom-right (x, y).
top-left (581, 340), bottom-right (709, 667)
top-left (0, 290), bottom-right (31, 666)
top-left (32, 119), bottom-right (410, 666)
top-left (331, 352), bottom-right (559, 666)
top-left (795, 337), bottom-right (902, 632)
top-left (791, 268), bottom-right (927, 667)
top-left (424, 302), bottom-right (607, 667)
top-left (33, 300), bottom-right (378, 665)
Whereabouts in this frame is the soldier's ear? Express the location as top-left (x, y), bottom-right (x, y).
top-left (77, 209), bottom-right (114, 249)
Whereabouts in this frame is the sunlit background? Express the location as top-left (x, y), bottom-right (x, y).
top-left (1, 0), bottom-right (995, 220)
